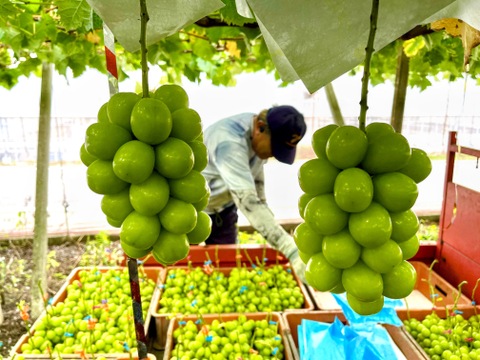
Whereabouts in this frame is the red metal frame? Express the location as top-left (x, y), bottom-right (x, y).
top-left (435, 131), bottom-right (480, 300)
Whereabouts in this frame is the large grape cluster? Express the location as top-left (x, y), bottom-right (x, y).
top-left (80, 85), bottom-right (211, 265)
top-left (294, 123), bottom-right (432, 315)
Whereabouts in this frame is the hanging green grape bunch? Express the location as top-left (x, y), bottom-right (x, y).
top-left (80, 84), bottom-right (211, 265)
top-left (294, 122), bottom-right (432, 315)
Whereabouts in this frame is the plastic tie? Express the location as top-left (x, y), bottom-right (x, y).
top-left (206, 335), bottom-right (213, 342)
top-left (169, 273), bottom-right (176, 279)
top-left (269, 320), bottom-right (277, 325)
top-left (83, 315), bottom-right (91, 321)
top-left (252, 264), bottom-right (257, 268)
top-left (472, 301), bottom-right (477, 305)
top-left (48, 298), bottom-right (54, 305)
top-left (264, 257), bottom-right (268, 262)
top-left (272, 347), bottom-right (279, 355)
top-left (178, 320), bottom-right (187, 326)
top-left (204, 260), bottom-right (212, 265)
top-left (430, 293), bottom-right (439, 298)
top-left (191, 299), bottom-right (198, 307)
top-left (115, 276), bottom-right (121, 281)
top-left (239, 286), bottom-right (248, 294)
top-left (123, 342), bottom-right (130, 351)
top-left (64, 332), bottom-right (74, 337)
top-left (454, 309), bottom-right (463, 314)
top-left (195, 319), bottom-right (203, 325)
top-left (286, 268), bottom-right (292, 273)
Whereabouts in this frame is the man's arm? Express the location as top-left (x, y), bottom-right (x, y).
top-left (231, 189), bottom-right (306, 281)
top-left (254, 168), bottom-right (267, 203)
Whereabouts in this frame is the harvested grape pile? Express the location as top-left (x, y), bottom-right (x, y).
top-left (157, 265), bottom-right (305, 315)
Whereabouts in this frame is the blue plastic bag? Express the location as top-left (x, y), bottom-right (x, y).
top-left (298, 318), bottom-right (400, 360)
top-left (297, 294), bottom-right (405, 359)
top-left (332, 293), bottom-right (403, 327)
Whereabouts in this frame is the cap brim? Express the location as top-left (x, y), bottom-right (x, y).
top-left (272, 142), bottom-right (296, 165)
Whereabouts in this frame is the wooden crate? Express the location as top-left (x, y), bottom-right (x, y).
top-left (163, 312), bottom-right (293, 360)
top-left (150, 264), bottom-right (314, 350)
top-left (282, 311), bottom-right (429, 360)
top-left (11, 266), bottom-right (163, 359)
top-left (307, 261), bottom-right (472, 318)
top-left (121, 243), bottom-right (291, 267)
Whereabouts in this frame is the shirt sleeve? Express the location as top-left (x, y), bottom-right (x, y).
top-left (254, 168), bottom-right (267, 203)
top-left (230, 189), bottom-right (297, 259)
top-left (213, 141), bottom-right (257, 192)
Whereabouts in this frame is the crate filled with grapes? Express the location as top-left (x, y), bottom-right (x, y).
top-left (307, 261), bottom-right (472, 318)
top-left (282, 310), bottom-right (429, 360)
top-left (150, 262), bottom-right (314, 349)
top-left (12, 266), bottom-right (162, 359)
top-left (400, 306), bottom-right (480, 360)
top-left (164, 312), bottom-right (293, 360)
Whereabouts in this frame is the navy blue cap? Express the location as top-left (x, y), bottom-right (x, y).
top-left (267, 106), bottom-right (306, 164)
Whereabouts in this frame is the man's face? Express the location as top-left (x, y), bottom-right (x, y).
top-left (252, 120), bottom-right (273, 159)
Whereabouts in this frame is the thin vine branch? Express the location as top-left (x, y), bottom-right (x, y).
top-left (358, 0), bottom-right (380, 132)
top-left (140, 0), bottom-right (149, 97)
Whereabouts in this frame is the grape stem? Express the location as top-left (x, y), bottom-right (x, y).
top-left (472, 278), bottom-right (480, 315)
top-left (358, 0), bottom-right (379, 132)
top-left (139, 0), bottom-right (150, 98)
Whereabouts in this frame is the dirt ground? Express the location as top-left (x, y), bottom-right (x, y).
top-left (0, 239), bottom-right (88, 358)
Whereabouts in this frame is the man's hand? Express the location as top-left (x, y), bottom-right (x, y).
top-left (275, 233), bottom-right (307, 284)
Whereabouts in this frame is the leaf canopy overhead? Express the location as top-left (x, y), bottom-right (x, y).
top-left (0, 0), bottom-right (478, 90)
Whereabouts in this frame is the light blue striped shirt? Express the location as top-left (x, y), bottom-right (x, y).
top-left (202, 113), bottom-right (266, 213)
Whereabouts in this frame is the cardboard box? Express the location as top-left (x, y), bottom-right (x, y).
top-left (11, 266), bottom-right (163, 359)
top-left (150, 264), bottom-right (314, 350)
top-left (163, 312), bottom-right (293, 360)
top-left (307, 261), bottom-right (472, 318)
top-left (282, 311), bottom-right (429, 360)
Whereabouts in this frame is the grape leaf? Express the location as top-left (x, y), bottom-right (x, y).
top-left (0, 0), bottom-right (16, 25)
top-left (218, 0), bottom-right (257, 26)
top-left (403, 37), bottom-right (426, 57)
top-left (432, 18), bottom-right (480, 67)
top-left (56, 0), bottom-right (92, 31)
